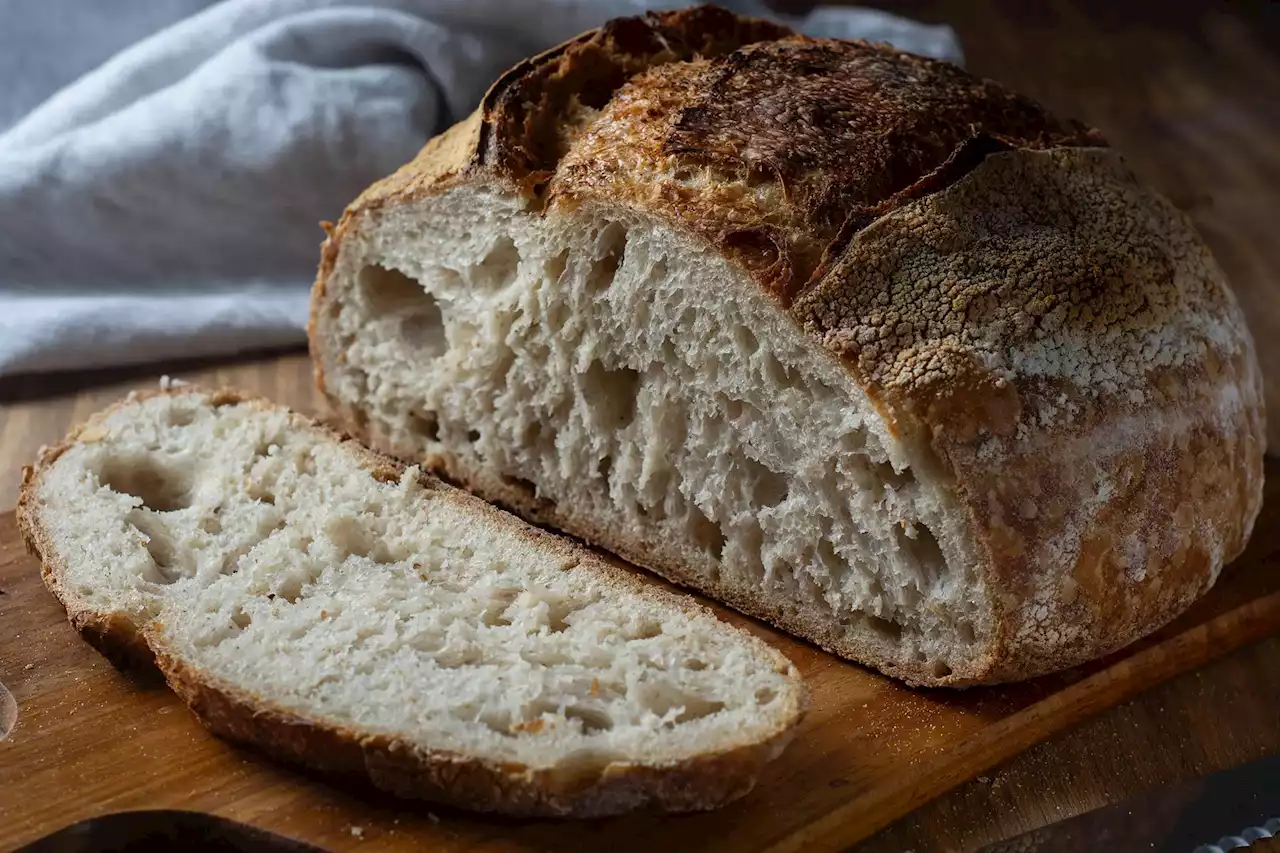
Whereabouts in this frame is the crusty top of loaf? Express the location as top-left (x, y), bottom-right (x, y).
top-left (351, 5), bottom-right (1100, 302)
top-left (555, 33), bottom-right (1100, 304)
top-left (321, 5), bottom-right (1266, 681)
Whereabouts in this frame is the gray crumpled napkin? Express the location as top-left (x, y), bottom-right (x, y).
top-left (0, 0), bottom-right (959, 377)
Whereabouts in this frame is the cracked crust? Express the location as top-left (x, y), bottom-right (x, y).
top-left (310, 6), bottom-right (1266, 684)
top-left (795, 148), bottom-right (1266, 679)
top-left (17, 385), bottom-right (803, 816)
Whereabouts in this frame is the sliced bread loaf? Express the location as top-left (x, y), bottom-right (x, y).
top-left (309, 7), bottom-right (1266, 686)
top-left (17, 387), bottom-right (804, 817)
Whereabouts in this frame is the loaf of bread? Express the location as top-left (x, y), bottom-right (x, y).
top-left (17, 387), bottom-right (804, 816)
top-left (309, 6), bottom-right (1266, 685)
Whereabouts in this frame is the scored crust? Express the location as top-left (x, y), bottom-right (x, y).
top-left (17, 386), bottom-right (803, 816)
top-left (310, 6), bottom-right (1266, 684)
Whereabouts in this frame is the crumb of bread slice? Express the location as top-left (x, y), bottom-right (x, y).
top-left (17, 387), bottom-right (804, 817)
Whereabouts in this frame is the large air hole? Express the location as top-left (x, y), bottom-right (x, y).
top-left (408, 410), bottom-right (439, 442)
top-left (761, 352), bottom-right (795, 388)
top-left (864, 614), bottom-right (904, 642)
top-left (565, 705), bottom-right (614, 735)
top-left (675, 698), bottom-right (726, 724)
top-left (899, 523), bottom-right (946, 580)
top-left (636, 682), bottom-right (725, 724)
top-left (735, 325), bottom-right (760, 356)
top-left (400, 307), bottom-right (445, 355)
top-left (358, 264), bottom-right (425, 311)
top-left (473, 236), bottom-right (521, 290)
top-left (543, 596), bottom-right (587, 633)
top-left (582, 360), bottom-right (640, 430)
top-left (742, 457), bottom-right (788, 508)
top-left (545, 249), bottom-right (569, 283)
top-left (586, 224), bottom-right (626, 292)
top-left (871, 458), bottom-right (914, 492)
top-left (127, 509), bottom-right (190, 583)
top-left (688, 507), bottom-right (726, 561)
top-left (272, 573), bottom-right (309, 604)
top-left (246, 481), bottom-right (275, 505)
top-left (358, 265), bottom-right (446, 358)
top-left (480, 588), bottom-right (521, 627)
top-left (737, 521), bottom-right (766, 581)
top-left (637, 467), bottom-right (680, 522)
top-left (100, 456), bottom-right (191, 512)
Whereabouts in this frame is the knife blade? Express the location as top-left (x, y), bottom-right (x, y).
top-left (979, 751), bottom-right (1280, 853)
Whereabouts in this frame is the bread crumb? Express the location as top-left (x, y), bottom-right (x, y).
top-left (23, 664), bottom-right (34, 671)
top-left (349, 826), bottom-right (364, 838)
top-left (159, 375), bottom-right (189, 390)
top-left (77, 426), bottom-right (108, 444)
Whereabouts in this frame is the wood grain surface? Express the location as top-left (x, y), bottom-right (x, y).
top-left (2, 469), bottom-right (1278, 852)
top-left (1, 1), bottom-right (1278, 850)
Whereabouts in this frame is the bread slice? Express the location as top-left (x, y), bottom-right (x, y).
top-left (16, 387), bottom-right (804, 817)
top-left (309, 7), bottom-right (1266, 686)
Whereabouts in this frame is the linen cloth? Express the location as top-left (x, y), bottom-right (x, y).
top-left (0, 0), bottom-right (959, 376)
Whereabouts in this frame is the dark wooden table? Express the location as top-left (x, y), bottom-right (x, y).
top-left (2, 2), bottom-right (1277, 850)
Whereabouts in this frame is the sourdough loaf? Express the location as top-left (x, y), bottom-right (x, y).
top-left (17, 387), bottom-right (803, 816)
top-left (309, 6), bottom-right (1266, 685)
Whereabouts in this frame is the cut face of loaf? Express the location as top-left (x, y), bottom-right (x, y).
top-left (17, 389), bottom-right (803, 817)
top-left (311, 8), bottom-right (1266, 685)
top-left (320, 197), bottom-right (975, 679)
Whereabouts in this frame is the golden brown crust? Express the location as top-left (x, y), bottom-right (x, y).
top-left (309, 7), bottom-right (1266, 685)
top-left (552, 36), bottom-right (1100, 303)
top-left (794, 148), bottom-right (1266, 681)
top-left (157, 651), bottom-right (790, 817)
top-left (17, 384), bottom-right (803, 815)
top-left (334, 4), bottom-right (789, 216)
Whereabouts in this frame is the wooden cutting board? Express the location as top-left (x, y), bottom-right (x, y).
top-left (3, 460), bottom-right (1279, 853)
